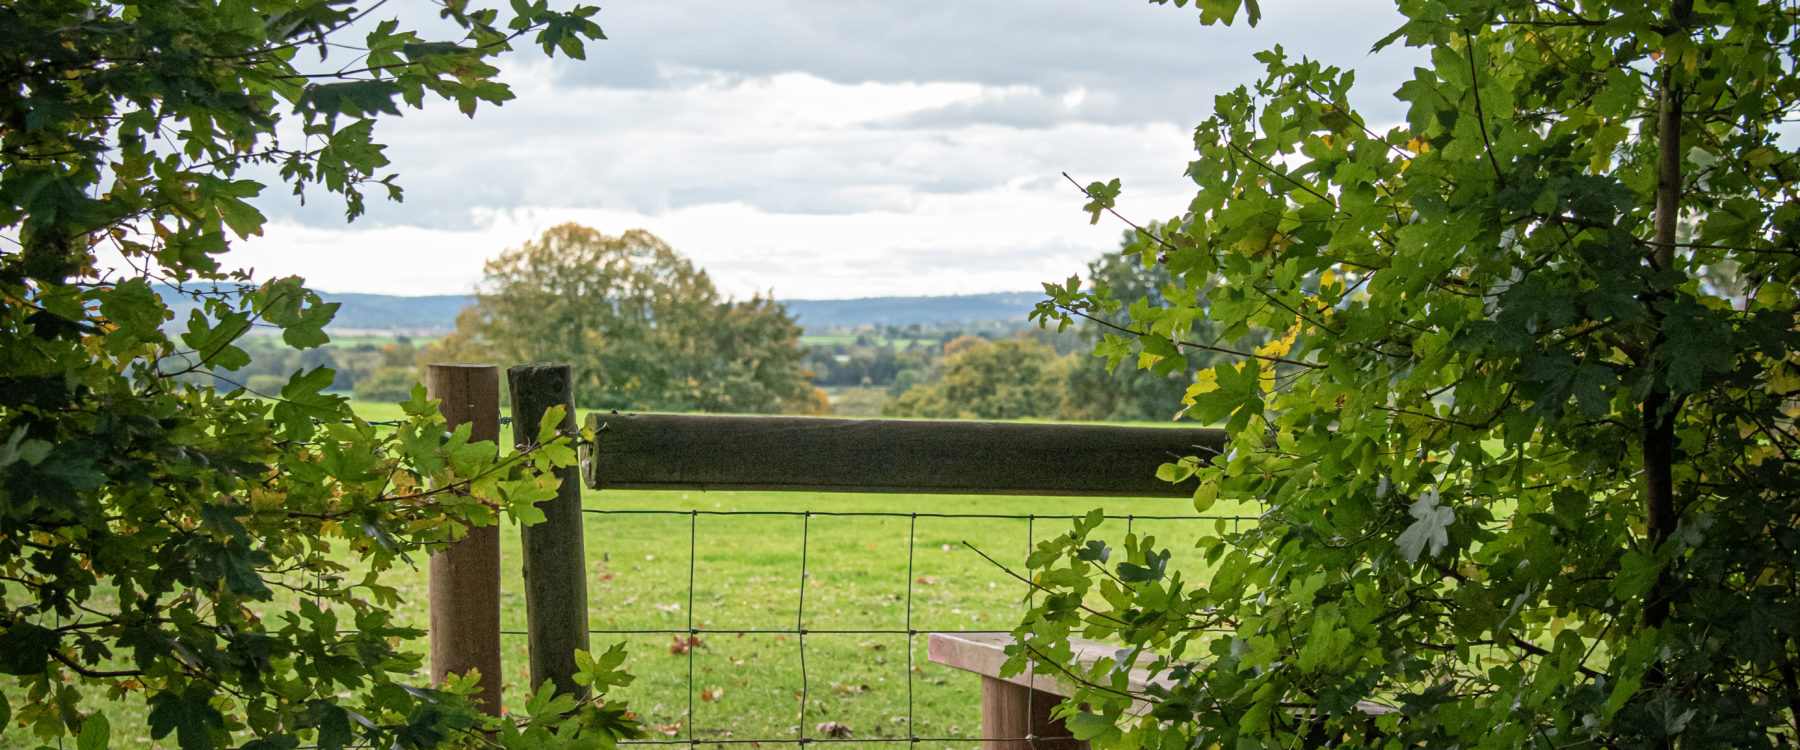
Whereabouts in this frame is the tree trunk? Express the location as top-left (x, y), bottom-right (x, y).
top-left (1643, 0), bottom-right (1690, 634)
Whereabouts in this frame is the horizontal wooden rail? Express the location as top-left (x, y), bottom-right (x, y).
top-left (580, 413), bottom-right (1225, 497)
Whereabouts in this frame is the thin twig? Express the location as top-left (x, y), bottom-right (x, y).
top-left (1464, 31), bottom-right (1507, 185)
top-left (1058, 304), bottom-right (1322, 370)
top-left (1062, 172), bottom-right (1179, 254)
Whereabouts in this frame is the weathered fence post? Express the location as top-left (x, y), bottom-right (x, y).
top-left (507, 363), bottom-right (590, 698)
top-left (426, 363), bottom-right (504, 717)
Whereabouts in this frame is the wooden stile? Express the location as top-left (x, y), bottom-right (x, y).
top-left (508, 364), bottom-right (591, 698)
top-left (580, 412), bottom-right (1226, 497)
top-left (426, 363), bottom-right (504, 717)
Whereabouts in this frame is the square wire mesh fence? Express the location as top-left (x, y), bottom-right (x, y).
top-left (485, 506), bottom-right (1250, 749)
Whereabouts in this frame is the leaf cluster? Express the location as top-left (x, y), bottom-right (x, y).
top-left (1, 2), bottom-right (636, 748)
top-left (1023, 1), bottom-right (1800, 747)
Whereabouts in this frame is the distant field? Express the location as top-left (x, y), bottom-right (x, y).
top-left (800, 335), bottom-right (936, 349)
top-left (1, 403), bottom-right (1237, 748)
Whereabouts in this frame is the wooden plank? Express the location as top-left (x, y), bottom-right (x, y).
top-left (981, 676), bottom-right (1084, 750)
top-left (427, 364), bottom-right (504, 717)
top-left (580, 413), bottom-right (1225, 497)
top-left (927, 632), bottom-right (1166, 701)
top-left (509, 364), bottom-right (591, 699)
top-left (928, 632), bottom-right (1397, 719)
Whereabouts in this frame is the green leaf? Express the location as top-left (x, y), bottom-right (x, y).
top-left (148, 689), bottom-right (222, 750)
top-left (1117, 549), bottom-right (1169, 583)
top-left (0, 426), bottom-right (52, 469)
top-left (298, 81), bottom-right (404, 118)
top-left (573, 643), bottom-right (634, 690)
top-left (180, 309), bottom-right (252, 371)
top-left (1067, 712), bottom-right (1122, 743)
top-left (273, 366), bottom-right (346, 438)
top-left (0, 622), bottom-right (57, 675)
top-left (537, 404), bottom-right (566, 445)
top-left (77, 711), bottom-right (110, 750)
top-left (1155, 461), bottom-right (1196, 483)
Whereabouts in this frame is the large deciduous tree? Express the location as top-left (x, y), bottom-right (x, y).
top-left (433, 223), bottom-right (817, 414)
top-left (1027, 0), bottom-right (1800, 747)
top-left (1, 2), bottom-right (635, 748)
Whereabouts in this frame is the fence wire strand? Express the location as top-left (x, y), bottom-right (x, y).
top-left (523, 507), bottom-right (1253, 748)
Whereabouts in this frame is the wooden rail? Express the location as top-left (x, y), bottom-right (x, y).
top-left (579, 412), bottom-right (1226, 497)
top-left (429, 380), bottom-right (1230, 725)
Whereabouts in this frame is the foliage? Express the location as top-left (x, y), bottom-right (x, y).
top-left (0, 1), bottom-right (638, 748)
top-left (884, 336), bottom-right (1072, 420)
top-left (352, 366), bottom-right (422, 404)
top-left (439, 223), bottom-right (816, 413)
top-left (1060, 228), bottom-right (1249, 422)
top-left (1026, 0), bottom-right (1800, 747)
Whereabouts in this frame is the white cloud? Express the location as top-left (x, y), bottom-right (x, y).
top-left (202, 1), bottom-right (1426, 300)
top-left (232, 174), bottom-right (1194, 300)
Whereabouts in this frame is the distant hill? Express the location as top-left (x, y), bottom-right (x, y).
top-left (783, 292), bottom-right (1039, 330)
top-left (151, 286), bottom-right (1041, 335)
top-left (153, 285), bottom-right (472, 334)
top-left (324, 293), bottom-right (472, 333)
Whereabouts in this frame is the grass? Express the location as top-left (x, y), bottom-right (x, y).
top-left (1, 403), bottom-right (1242, 749)
top-left (533, 490), bottom-right (1238, 746)
top-left (823, 386), bottom-right (892, 417)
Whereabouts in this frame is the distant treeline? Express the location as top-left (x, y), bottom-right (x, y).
top-left (153, 284), bottom-right (1040, 334)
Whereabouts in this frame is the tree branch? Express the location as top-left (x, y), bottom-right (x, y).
top-left (1055, 303), bottom-right (1322, 370)
top-left (1464, 31), bottom-right (1507, 186)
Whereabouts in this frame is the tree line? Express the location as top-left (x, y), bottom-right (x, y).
top-left (273, 223), bottom-right (1215, 424)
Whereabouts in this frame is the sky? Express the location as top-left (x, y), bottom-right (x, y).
top-left (225, 1), bottom-right (1424, 301)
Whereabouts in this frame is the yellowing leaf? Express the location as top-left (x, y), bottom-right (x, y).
top-left (1256, 328), bottom-right (1299, 359)
top-left (1183, 369), bottom-right (1221, 404)
top-left (1768, 368), bottom-right (1800, 395)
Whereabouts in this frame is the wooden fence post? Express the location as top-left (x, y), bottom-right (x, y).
top-left (426, 363), bottom-right (504, 717)
top-left (507, 364), bottom-right (590, 698)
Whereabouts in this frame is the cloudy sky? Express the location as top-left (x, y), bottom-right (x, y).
top-left (228, 1), bottom-right (1423, 300)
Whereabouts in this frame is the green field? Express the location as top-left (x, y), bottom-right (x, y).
top-left (1, 402), bottom-right (1242, 748)
top-left (799, 335), bottom-right (935, 349)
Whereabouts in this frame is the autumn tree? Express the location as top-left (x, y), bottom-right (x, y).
top-left (1026, 0), bottom-right (1800, 747)
top-left (442, 223), bottom-right (816, 413)
top-left (0, 2), bottom-right (635, 748)
top-left (885, 335), bottom-right (1072, 420)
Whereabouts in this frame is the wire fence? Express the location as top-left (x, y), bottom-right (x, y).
top-left (544, 506), bottom-right (1252, 748)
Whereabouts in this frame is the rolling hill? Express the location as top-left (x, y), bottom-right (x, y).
top-left (152, 286), bottom-right (1041, 335)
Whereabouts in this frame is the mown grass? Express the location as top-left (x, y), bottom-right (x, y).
top-left (1, 403), bottom-right (1242, 749)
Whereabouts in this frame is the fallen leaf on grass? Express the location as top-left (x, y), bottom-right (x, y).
top-left (701, 687), bottom-right (724, 702)
top-left (668, 635), bottom-right (706, 655)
